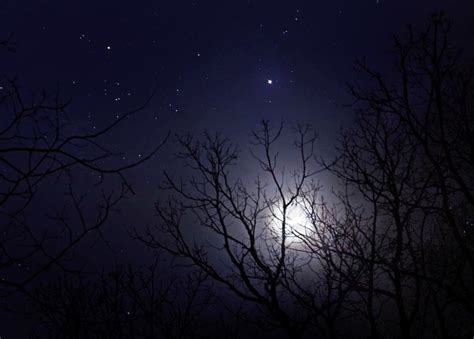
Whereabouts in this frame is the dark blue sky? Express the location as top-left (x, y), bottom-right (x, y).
top-left (1, 2), bottom-right (474, 337)
top-left (3, 1), bottom-right (472, 139)
top-left (1, 0), bottom-right (473, 267)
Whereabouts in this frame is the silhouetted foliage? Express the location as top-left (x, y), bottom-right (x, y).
top-left (32, 260), bottom-right (213, 338)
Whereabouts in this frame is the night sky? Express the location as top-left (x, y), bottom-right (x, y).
top-left (1, 0), bottom-right (474, 337)
top-left (4, 1), bottom-right (473, 141)
top-left (3, 0), bottom-right (472, 225)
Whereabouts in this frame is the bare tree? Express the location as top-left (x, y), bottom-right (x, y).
top-left (321, 13), bottom-right (474, 338)
top-left (135, 121), bottom-right (356, 338)
top-left (21, 11), bottom-right (473, 339)
top-left (32, 259), bottom-right (213, 338)
top-left (0, 50), bottom-right (168, 308)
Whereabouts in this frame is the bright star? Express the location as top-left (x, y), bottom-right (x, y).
top-left (267, 79), bottom-right (273, 85)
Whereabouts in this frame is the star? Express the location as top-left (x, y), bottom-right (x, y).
top-left (267, 79), bottom-right (273, 85)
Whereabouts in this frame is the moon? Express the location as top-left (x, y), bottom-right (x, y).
top-left (270, 202), bottom-right (309, 244)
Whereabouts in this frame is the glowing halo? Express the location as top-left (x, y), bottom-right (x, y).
top-left (269, 201), bottom-right (310, 244)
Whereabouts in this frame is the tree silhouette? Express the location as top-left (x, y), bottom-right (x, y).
top-left (136, 13), bottom-right (473, 339)
top-left (0, 36), bottom-right (168, 310)
top-left (136, 122), bottom-right (356, 338)
top-left (4, 12), bottom-right (473, 339)
top-left (323, 13), bottom-right (473, 338)
top-left (31, 260), bottom-right (213, 338)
